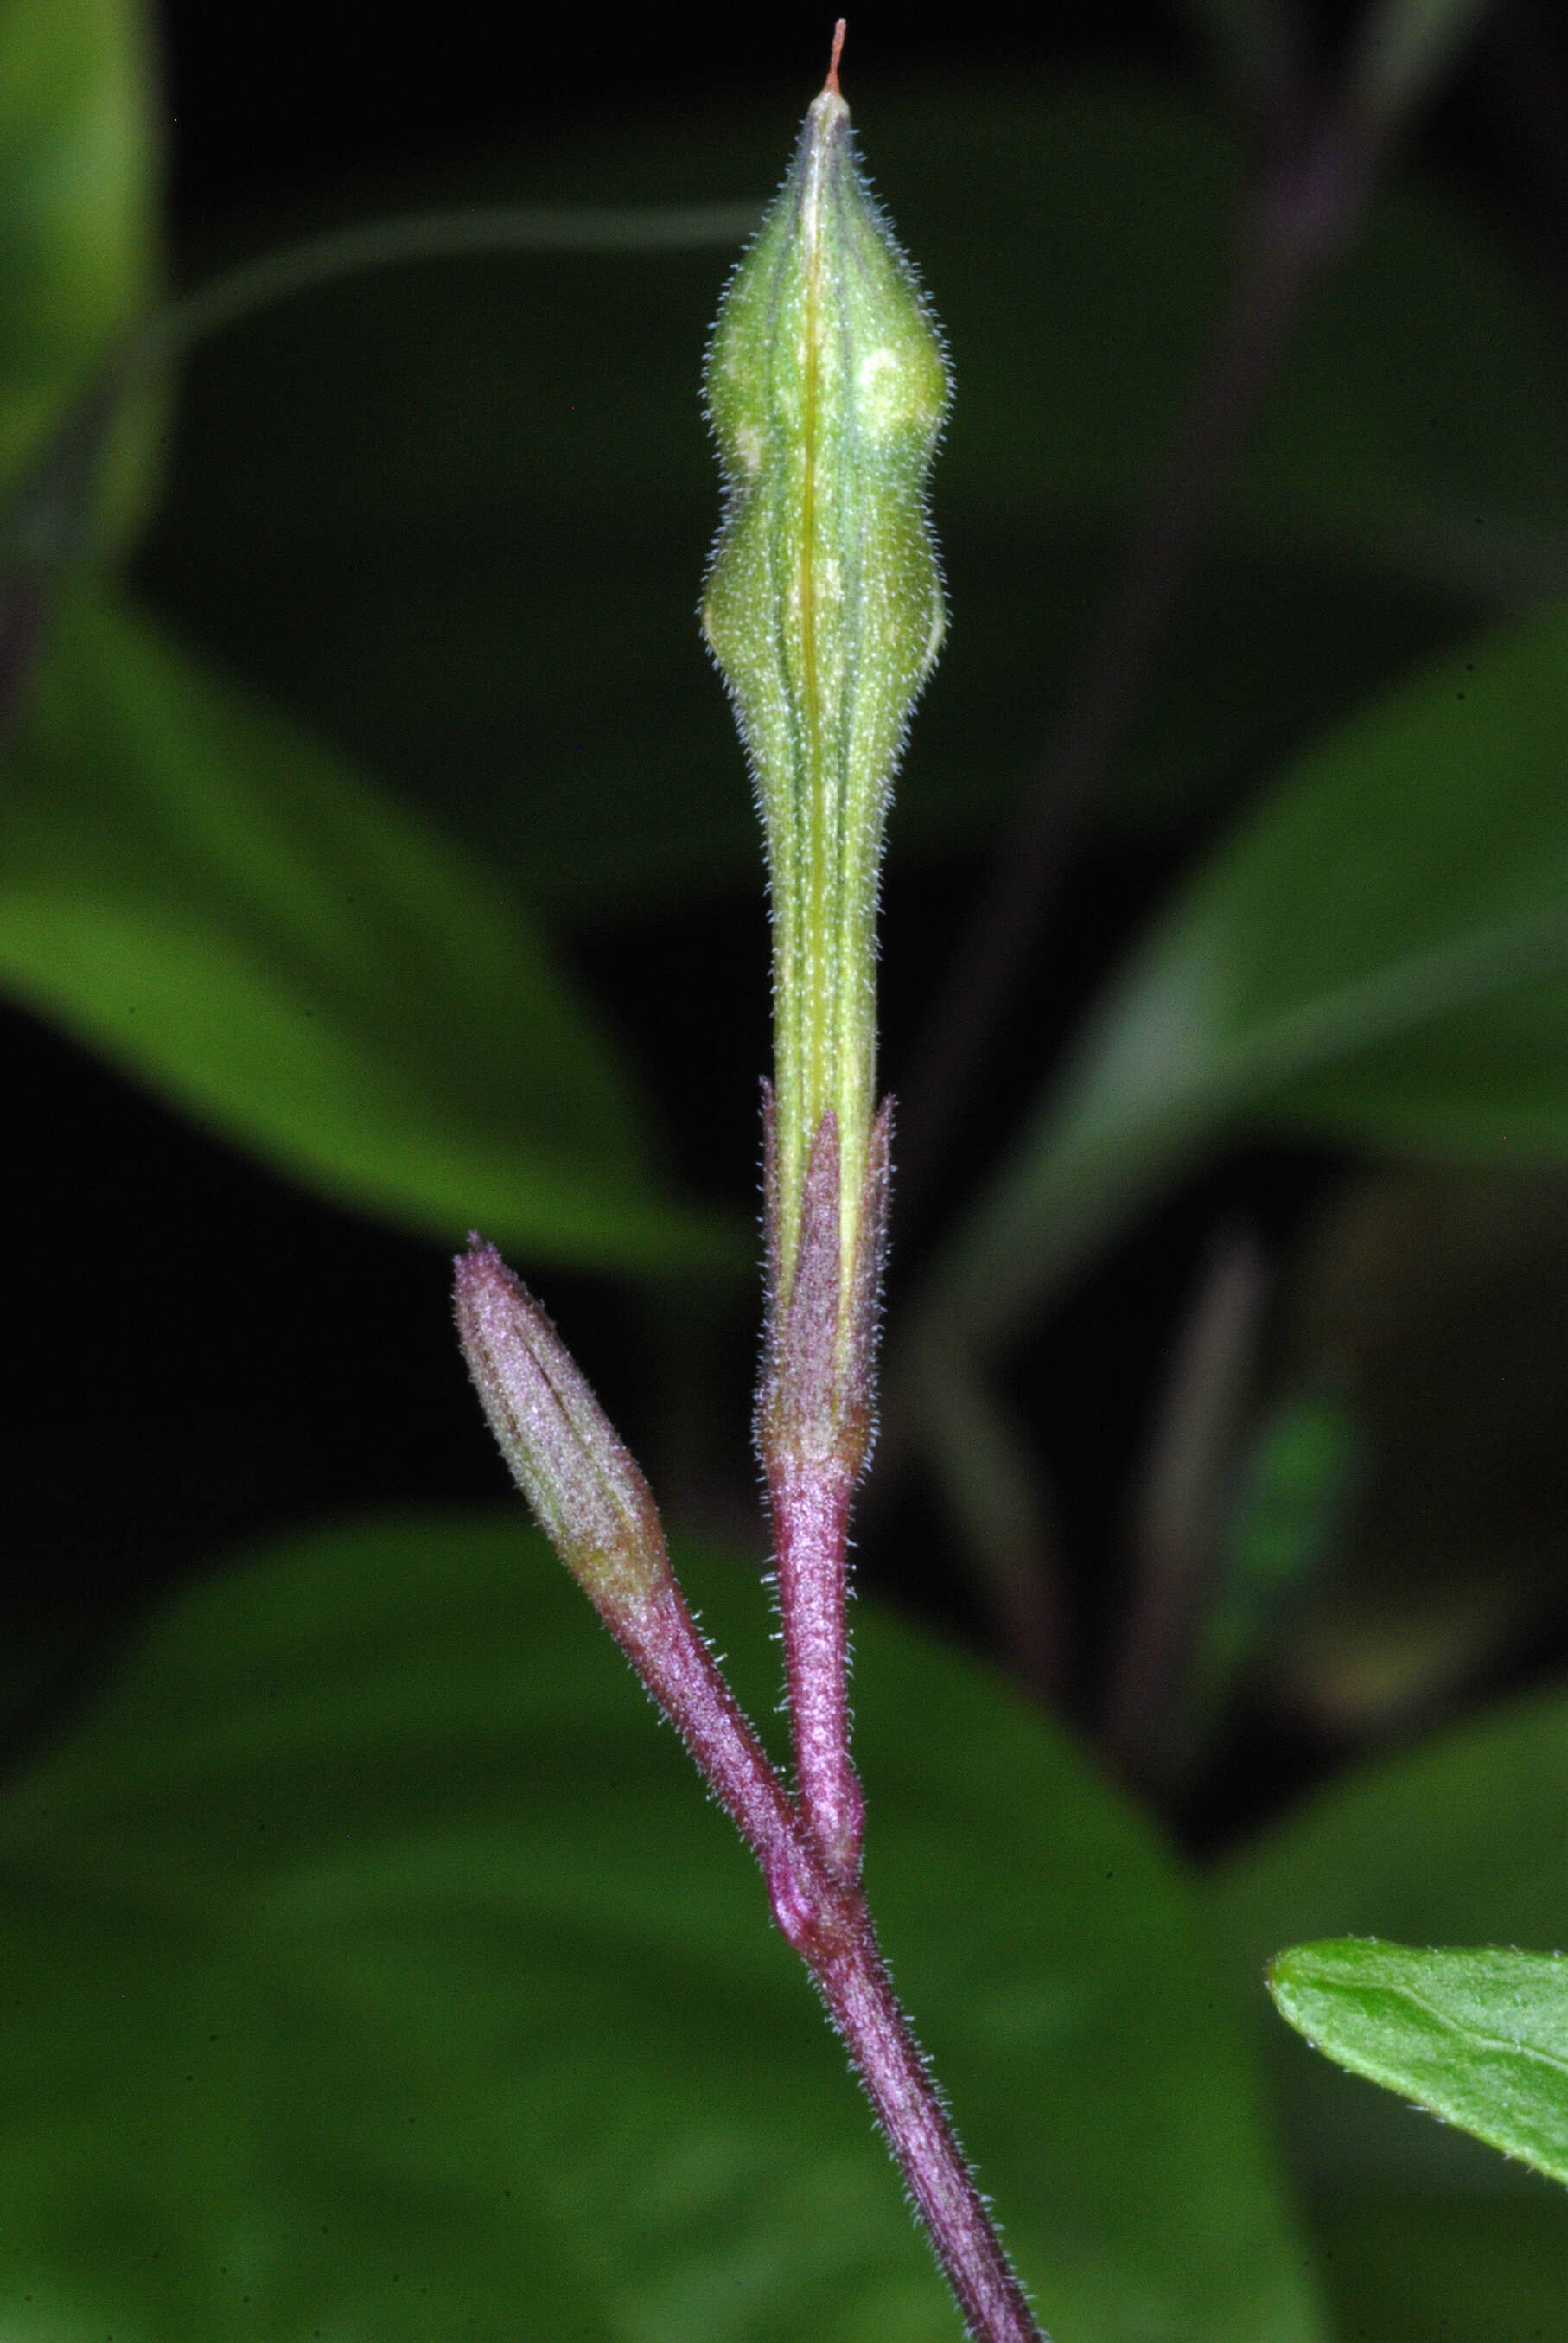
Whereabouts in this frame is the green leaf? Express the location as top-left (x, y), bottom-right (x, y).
top-left (1269, 1938), bottom-right (1568, 2185)
top-left (0, 586), bottom-right (743, 1270)
top-left (134, 75), bottom-right (1566, 914)
top-left (917, 597), bottom-right (1568, 1353)
top-left (0, 0), bottom-right (163, 560)
top-left (0, 1510), bottom-right (1325, 2343)
top-left (1209, 1680), bottom-right (1568, 2168)
top-left (1207, 1680), bottom-right (1568, 2335)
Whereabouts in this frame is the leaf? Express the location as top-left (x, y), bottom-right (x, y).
top-left (133, 76), bottom-right (1567, 914)
top-left (0, 586), bottom-right (743, 1270)
top-left (0, 1510), bottom-right (1327, 2343)
top-left (1207, 1673), bottom-right (1568, 2338)
top-left (0, 0), bottom-right (163, 561)
top-left (1269, 1938), bottom-right (1568, 2185)
top-left (1209, 1679), bottom-right (1568, 2184)
top-left (915, 597), bottom-right (1568, 1355)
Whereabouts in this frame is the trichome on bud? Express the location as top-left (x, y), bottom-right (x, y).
top-left (454, 1239), bottom-right (667, 1618)
top-left (702, 51), bottom-right (948, 1306)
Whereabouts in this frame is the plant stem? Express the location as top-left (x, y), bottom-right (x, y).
top-left (468, 39), bottom-right (1044, 2332)
top-left (768, 1448), bottom-right (864, 1876)
top-left (458, 1238), bottom-right (1047, 2340)
top-left (1103, 1224), bottom-right (1267, 1791)
top-left (753, 1103), bottom-right (1045, 2333)
top-left (774, 1869), bottom-right (1045, 2343)
top-left (757, 1101), bottom-right (889, 1881)
top-left (647, 1505), bottom-right (1047, 2342)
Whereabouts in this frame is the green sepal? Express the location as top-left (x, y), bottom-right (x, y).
top-left (702, 75), bottom-right (947, 1294)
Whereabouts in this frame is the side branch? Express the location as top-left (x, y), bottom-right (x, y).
top-left (457, 1234), bottom-right (1044, 2340)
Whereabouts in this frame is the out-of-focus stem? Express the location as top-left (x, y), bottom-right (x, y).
top-left (886, 9), bottom-right (1484, 1703)
top-left (893, 0), bottom-right (1498, 1222)
top-left (1103, 1226), bottom-right (1268, 1790)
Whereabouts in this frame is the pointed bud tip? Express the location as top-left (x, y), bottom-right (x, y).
top-left (453, 1238), bottom-right (669, 1610)
top-left (453, 1234), bottom-right (520, 1337)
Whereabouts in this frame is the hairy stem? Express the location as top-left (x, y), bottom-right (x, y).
top-left (771, 1865), bottom-right (1043, 2343)
top-left (655, 1510), bottom-right (1047, 2343)
top-left (756, 1101), bottom-right (889, 1880)
top-left (755, 1096), bottom-right (1043, 2330)
top-left (768, 1447), bottom-right (864, 1878)
top-left (457, 1238), bottom-right (1046, 2340)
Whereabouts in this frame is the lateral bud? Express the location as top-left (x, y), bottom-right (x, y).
top-left (455, 1238), bottom-right (668, 1618)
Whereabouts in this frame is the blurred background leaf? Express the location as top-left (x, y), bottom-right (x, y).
top-left (0, 0), bottom-right (163, 566)
top-left (1300, 2193), bottom-right (1568, 2343)
top-left (1237, 1166), bottom-right (1568, 1738)
top-left (917, 597), bottom-right (1568, 1359)
top-left (0, 588), bottom-right (743, 1270)
top-left (0, 1510), bottom-right (1324, 2343)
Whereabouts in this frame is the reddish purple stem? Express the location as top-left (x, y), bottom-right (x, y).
top-left (756, 1100), bottom-right (893, 1883)
top-left (626, 1565), bottom-right (1040, 2339)
top-left (813, 1919), bottom-right (1043, 2343)
top-left (749, 1098), bottom-right (1043, 2333)
top-left (458, 1185), bottom-right (1046, 2339)
top-left (602, 1518), bottom-right (1042, 2340)
top-left (768, 1448), bottom-right (863, 1879)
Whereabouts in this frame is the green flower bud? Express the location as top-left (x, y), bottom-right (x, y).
top-left (702, 48), bottom-right (948, 1301)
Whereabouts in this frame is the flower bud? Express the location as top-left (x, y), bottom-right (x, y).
top-left (702, 53), bottom-right (947, 1302)
top-left (455, 1239), bottom-right (666, 1615)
